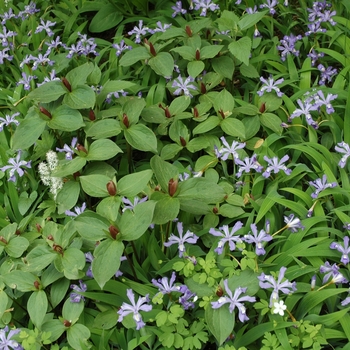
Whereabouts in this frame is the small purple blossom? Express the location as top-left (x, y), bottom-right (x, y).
top-left (259, 0), bottom-right (278, 15)
top-left (258, 266), bottom-right (296, 306)
top-left (70, 280), bottom-right (87, 303)
top-left (335, 141), bottom-right (350, 168)
top-left (317, 64), bottom-right (337, 85)
top-left (112, 40), bottom-right (132, 56)
top-left (277, 33), bottom-right (302, 61)
top-left (236, 154), bottom-right (263, 177)
top-left (0, 47), bottom-right (13, 63)
top-left (105, 90), bottom-right (128, 103)
top-left (128, 20), bottom-right (149, 44)
top-left (313, 90), bottom-right (337, 114)
top-left (65, 203), bottom-right (86, 217)
top-left (305, 21), bottom-right (327, 36)
top-left (35, 19), bottom-right (56, 37)
top-left (309, 174), bottom-right (337, 199)
top-left (0, 26), bottom-right (17, 47)
top-left (330, 236), bottom-right (350, 265)
top-left (243, 224), bottom-right (272, 255)
top-left (262, 155), bottom-right (291, 178)
top-left (217, 136), bottom-right (245, 162)
top-left (152, 271), bottom-right (181, 294)
top-left (148, 21), bottom-right (172, 34)
top-left (31, 53), bottom-right (54, 70)
top-left (257, 76), bottom-right (284, 97)
top-left (0, 112), bottom-right (20, 131)
top-left (284, 214), bottom-right (305, 233)
top-left (122, 196), bottom-right (148, 212)
top-left (307, 49), bottom-right (324, 66)
top-left (211, 279), bottom-right (256, 322)
top-left (45, 36), bottom-right (62, 52)
top-left (0, 151), bottom-right (31, 182)
top-left (64, 33), bottom-right (99, 58)
top-left (209, 222), bottom-right (244, 255)
top-left (246, 6), bottom-right (258, 14)
top-left (320, 261), bottom-right (347, 284)
top-left (172, 76), bottom-right (197, 98)
top-left (193, 0), bottom-right (220, 16)
top-left (117, 289), bottom-right (152, 330)
top-left (0, 8), bottom-right (16, 25)
top-left (171, 1), bottom-right (187, 17)
top-left (56, 137), bottom-right (78, 160)
top-left (0, 326), bottom-right (22, 350)
top-left (179, 285), bottom-right (197, 310)
top-left (289, 99), bottom-right (319, 128)
top-left (164, 222), bottom-right (199, 257)
top-left (17, 72), bottom-right (37, 90)
top-left (37, 69), bottom-right (60, 87)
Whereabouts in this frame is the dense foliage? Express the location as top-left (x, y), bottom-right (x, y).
top-left (0, 0), bottom-right (349, 349)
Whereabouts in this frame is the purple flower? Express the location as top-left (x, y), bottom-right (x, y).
top-left (289, 99), bottom-right (318, 128)
top-left (171, 1), bottom-right (187, 17)
top-left (0, 151), bottom-right (31, 182)
top-left (128, 20), bottom-right (149, 44)
top-left (0, 48), bottom-right (13, 63)
top-left (211, 279), bottom-right (256, 322)
top-left (236, 154), bottom-right (263, 177)
top-left (164, 222), bottom-right (199, 257)
top-left (105, 90), bottom-right (128, 103)
top-left (152, 271), bottom-right (181, 294)
top-left (0, 8), bottom-right (16, 25)
top-left (309, 174), bottom-right (337, 199)
top-left (148, 21), bottom-right (172, 34)
top-left (341, 293), bottom-right (350, 307)
top-left (209, 222), bottom-right (244, 255)
top-left (122, 196), bottom-right (148, 212)
top-left (0, 112), bottom-right (20, 131)
top-left (56, 137), bottom-right (78, 160)
top-left (217, 136), bottom-right (245, 162)
top-left (246, 6), bottom-right (258, 14)
top-left (243, 224), bottom-right (272, 255)
top-left (45, 36), bottom-right (62, 52)
top-left (0, 326), bottom-right (22, 350)
top-left (284, 214), bottom-right (305, 233)
top-left (320, 261), bottom-right (347, 284)
top-left (179, 285), bottom-right (197, 310)
top-left (319, 9), bottom-right (337, 25)
top-left (262, 155), bottom-right (291, 178)
top-left (117, 289), bottom-right (152, 330)
top-left (65, 203), bottom-right (86, 217)
top-left (307, 49), bottom-right (324, 66)
top-left (330, 236), bottom-right (350, 265)
top-left (70, 280), bottom-right (87, 303)
top-left (317, 64), bottom-right (337, 85)
top-left (35, 19), bottom-right (56, 37)
top-left (64, 33), bottom-right (99, 58)
top-left (0, 26), bottom-right (17, 47)
top-left (37, 69), bottom-right (60, 87)
top-left (17, 72), bottom-right (37, 90)
top-left (31, 53), bottom-right (54, 70)
top-left (172, 76), bottom-right (197, 98)
top-left (313, 90), bottom-right (337, 114)
top-left (335, 142), bottom-right (350, 168)
top-left (259, 0), bottom-right (278, 15)
top-left (277, 33), bottom-right (302, 61)
top-left (258, 266), bottom-right (296, 306)
top-left (112, 40), bottom-right (132, 56)
top-left (193, 0), bottom-right (220, 16)
top-left (257, 76), bottom-right (284, 97)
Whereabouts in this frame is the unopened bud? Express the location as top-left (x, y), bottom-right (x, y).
top-left (168, 178), bottom-right (178, 197)
top-left (89, 109), bottom-right (96, 121)
top-left (39, 106), bottom-right (52, 119)
top-left (77, 144), bottom-right (88, 154)
top-left (0, 236), bottom-right (7, 244)
top-left (216, 285), bottom-right (224, 297)
top-left (259, 103), bottom-right (266, 113)
top-left (47, 234), bottom-right (54, 241)
top-left (35, 223), bottom-right (42, 232)
top-left (106, 180), bottom-right (117, 196)
top-left (63, 320), bottom-right (71, 327)
top-left (311, 275), bottom-right (316, 291)
top-left (15, 230), bottom-right (21, 236)
top-left (62, 77), bottom-right (72, 92)
top-left (185, 25), bottom-right (192, 37)
top-left (180, 136), bottom-right (186, 147)
top-left (219, 109), bottom-right (225, 119)
top-left (34, 281), bottom-right (40, 290)
top-left (200, 82), bottom-right (206, 94)
top-left (193, 107), bottom-right (199, 118)
top-left (73, 171), bottom-right (81, 180)
top-left (213, 207), bottom-right (218, 214)
top-left (195, 49), bottom-right (200, 60)
top-left (149, 42), bottom-right (156, 56)
top-left (122, 113), bottom-right (129, 128)
top-left (109, 225), bottom-right (119, 239)
top-left (53, 244), bottom-right (64, 255)
top-left (165, 107), bottom-right (171, 118)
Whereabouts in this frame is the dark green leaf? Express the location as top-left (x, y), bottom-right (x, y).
top-left (28, 81), bottom-right (66, 103)
top-left (228, 37), bottom-right (252, 66)
top-left (28, 290), bottom-right (48, 328)
top-left (85, 119), bottom-right (121, 139)
top-left (63, 85), bottom-right (96, 109)
top-left (89, 4), bottom-right (123, 33)
top-left (149, 52), bottom-right (174, 78)
top-left (48, 105), bottom-right (85, 131)
top-left (124, 124), bottom-right (157, 153)
top-left (118, 169), bottom-right (153, 197)
top-left (86, 139), bottom-right (122, 161)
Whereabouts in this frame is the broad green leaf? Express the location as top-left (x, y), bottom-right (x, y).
top-left (186, 137), bottom-right (210, 153)
top-left (86, 139), bottom-right (122, 161)
top-left (89, 4), bottom-right (122, 33)
top-left (5, 236), bottom-right (29, 258)
top-left (18, 191), bottom-right (37, 215)
top-left (214, 89), bottom-right (235, 116)
top-left (227, 270), bottom-right (260, 295)
top-left (119, 201), bottom-right (155, 241)
top-left (65, 62), bottom-right (94, 89)
top-left (48, 105), bottom-right (85, 131)
top-left (85, 119), bottom-right (121, 139)
top-left (151, 194), bottom-right (180, 225)
top-left (93, 309), bottom-right (119, 329)
top-left (12, 109), bottom-right (46, 150)
top-left (67, 323), bottom-right (91, 350)
top-left (193, 116), bottom-right (220, 135)
top-left (28, 80), bottom-right (67, 103)
top-left (240, 63), bottom-right (259, 78)
top-left (124, 124), bottom-right (158, 153)
top-left (0, 291), bottom-right (9, 318)
top-left (220, 118), bottom-right (246, 139)
top-left (57, 181), bottom-right (81, 214)
top-left (260, 113), bottom-right (283, 134)
top-left (61, 247), bottom-right (86, 279)
top-left (4, 270), bottom-right (38, 291)
top-left (200, 45), bottom-right (224, 59)
top-left (238, 11), bottom-right (267, 30)
top-left (52, 157), bottom-right (87, 178)
top-left (122, 98), bottom-right (146, 125)
top-left (212, 56), bottom-right (234, 79)
top-left (96, 196), bottom-right (121, 222)
top-left (41, 320), bottom-right (65, 342)
top-left (63, 85), bottom-right (96, 109)
top-left (74, 215), bottom-right (108, 241)
top-left (187, 60), bottom-right (205, 78)
top-left (160, 143), bottom-right (183, 160)
top-left (25, 245), bottom-right (57, 272)
top-left (92, 239), bottom-right (124, 289)
top-left (28, 290), bottom-right (48, 329)
top-left (79, 174), bottom-right (110, 197)
top-left (118, 169), bottom-right (153, 197)
top-left (169, 120), bottom-right (189, 144)
top-left (218, 204), bottom-right (245, 218)
top-left (169, 96), bottom-right (191, 114)
top-left (171, 46), bottom-right (195, 61)
top-left (50, 278), bottom-right (70, 308)
top-left (149, 52), bottom-right (174, 78)
top-left (119, 46), bottom-right (150, 67)
top-left (62, 297), bottom-right (85, 322)
top-left (150, 155), bottom-right (179, 193)
top-left (228, 37), bottom-right (252, 66)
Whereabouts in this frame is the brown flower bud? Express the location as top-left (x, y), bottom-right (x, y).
top-left (89, 109), bottom-right (96, 121)
top-left (168, 178), bottom-right (178, 197)
top-left (193, 107), bottom-right (199, 118)
top-left (53, 244), bottom-right (64, 255)
top-left (62, 77), bottom-right (72, 92)
top-left (47, 234), bottom-right (54, 241)
top-left (73, 171), bottom-right (81, 180)
top-left (185, 25), bottom-right (192, 37)
top-left (259, 103), bottom-right (266, 113)
top-left (109, 225), bottom-right (119, 240)
top-left (180, 136), bottom-right (186, 147)
top-left (63, 320), bottom-right (71, 327)
top-left (106, 180), bottom-right (117, 196)
top-left (15, 230), bottom-right (21, 236)
top-left (77, 144), bottom-right (88, 154)
top-left (219, 109), bottom-right (225, 119)
top-left (200, 82), bottom-right (206, 94)
top-left (212, 207), bottom-right (218, 214)
top-left (34, 281), bottom-right (40, 290)
top-left (0, 236), bottom-right (7, 244)
top-left (39, 106), bottom-right (52, 119)
top-left (216, 285), bottom-right (223, 297)
top-left (35, 223), bottom-right (42, 232)
top-left (195, 49), bottom-right (200, 61)
top-left (149, 42), bottom-right (156, 57)
top-left (122, 113), bottom-right (129, 128)
top-left (165, 107), bottom-right (171, 118)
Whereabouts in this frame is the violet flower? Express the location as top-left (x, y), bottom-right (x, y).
top-left (172, 76), bottom-right (197, 98)
top-left (56, 137), bottom-right (78, 160)
top-left (257, 76), bottom-right (284, 97)
top-left (122, 196), bottom-right (148, 212)
top-left (235, 154), bottom-right (263, 177)
top-left (262, 155), bottom-right (291, 178)
top-left (335, 141), bottom-right (350, 168)
top-left (209, 222), bottom-right (244, 255)
top-left (330, 236), bottom-right (350, 265)
top-left (259, 0), bottom-right (278, 15)
top-left (65, 203), bottom-right (86, 217)
top-left (309, 174), bottom-right (337, 199)
top-left (148, 21), bottom-right (172, 34)
top-left (164, 222), bottom-right (199, 257)
top-left (193, 0), bottom-right (220, 16)
top-left (277, 33), bottom-right (302, 61)
top-left (112, 40), bottom-right (132, 56)
top-left (117, 289), bottom-right (152, 330)
top-left (0, 151), bottom-right (31, 182)
top-left (320, 261), bottom-right (347, 284)
top-left (0, 326), bottom-right (22, 350)
top-left (211, 279), bottom-right (256, 322)
top-left (17, 72), bottom-right (37, 90)
top-left (284, 214), bottom-right (305, 233)
top-left (152, 271), bottom-right (181, 294)
top-left (313, 90), bottom-right (337, 114)
top-left (171, 1), bottom-right (187, 17)
top-left (217, 136), bottom-right (246, 162)
top-left (243, 224), bottom-right (272, 255)
top-left (128, 20), bottom-right (149, 44)
top-left (289, 98), bottom-right (319, 128)
top-left (179, 285), bottom-right (197, 310)
top-left (307, 49), bottom-right (324, 66)
top-left (0, 47), bottom-right (13, 63)
top-left (70, 280), bottom-right (87, 303)
top-left (317, 64), bottom-right (337, 85)
top-left (0, 112), bottom-right (20, 131)
top-left (0, 26), bottom-right (17, 47)
top-left (35, 19), bottom-right (56, 37)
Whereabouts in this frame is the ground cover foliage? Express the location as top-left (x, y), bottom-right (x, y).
top-left (0, 0), bottom-right (349, 348)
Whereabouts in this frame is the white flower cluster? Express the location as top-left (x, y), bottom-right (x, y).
top-left (38, 150), bottom-right (63, 200)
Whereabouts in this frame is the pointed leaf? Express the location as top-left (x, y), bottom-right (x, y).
top-left (118, 169), bottom-right (153, 197)
top-left (28, 80), bottom-right (66, 103)
top-left (63, 85), bottom-right (96, 109)
top-left (80, 174), bottom-right (110, 197)
top-left (228, 37), bottom-right (252, 66)
top-left (149, 52), bottom-right (174, 78)
top-left (28, 290), bottom-right (48, 329)
top-left (124, 124), bottom-right (157, 153)
top-left (86, 139), bottom-right (122, 161)
top-left (48, 105), bottom-right (85, 131)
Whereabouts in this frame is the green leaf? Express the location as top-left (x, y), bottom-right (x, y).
top-left (227, 270), bottom-right (260, 295)
top-left (93, 309), bottom-right (119, 329)
top-left (52, 157), bottom-right (87, 178)
top-left (160, 143), bottom-right (183, 160)
top-left (260, 113), bottom-right (283, 134)
top-left (214, 89), bottom-right (235, 116)
top-left (96, 196), bottom-right (121, 222)
top-left (218, 204), bottom-right (245, 218)
top-left (85, 119), bottom-right (121, 139)
top-left (48, 105), bottom-right (85, 131)
top-left (65, 63), bottom-right (94, 89)
top-left (151, 194), bottom-right (180, 225)
top-left (50, 278), bottom-right (70, 308)
top-left (62, 297), bottom-right (85, 322)
top-left (200, 45), bottom-right (224, 59)
top-left (5, 236), bottom-right (29, 258)
top-left (228, 37), bottom-right (252, 66)
top-left (171, 46), bottom-right (195, 61)
top-left (74, 215), bottom-right (108, 241)
top-left (57, 181), bottom-right (81, 214)
top-left (61, 247), bottom-right (86, 279)
top-left (92, 239), bottom-right (124, 289)
top-left (118, 169), bottom-right (153, 197)
top-left (28, 80), bottom-right (66, 103)
top-left (98, 80), bottom-right (136, 105)
top-left (193, 116), bottom-right (220, 135)
top-left (119, 201), bottom-right (155, 241)
top-left (18, 191), bottom-right (38, 215)
top-left (150, 155), bottom-right (179, 193)
top-left (122, 98), bottom-right (146, 125)
top-left (212, 56), bottom-right (234, 79)
top-left (119, 46), bottom-right (150, 67)
top-left (86, 139), bottom-right (122, 161)
top-left (240, 63), bottom-right (259, 78)
top-left (28, 290), bottom-right (48, 329)
top-left (89, 4), bottom-right (122, 33)
top-left (12, 109), bottom-right (46, 150)
top-left (238, 11), bottom-right (267, 30)
top-left (63, 85), bottom-right (96, 109)
top-left (187, 60), bottom-right (205, 78)
top-left (205, 304), bottom-right (235, 345)
top-left (80, 174), bottom-right (110, 197)
top-left (220, 118), bottom-right (246, 139)
top-left (149, 52), bottom-right (174, 78)
top-left (124, 124), bottom-right (157, 153)
top-left (67, 324), bottom-right (91, 350)
top-left (4, 270), bottom-right (37, 291)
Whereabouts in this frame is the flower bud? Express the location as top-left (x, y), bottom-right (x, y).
top-left (185, 25), bottom-right (192, 37)
top-left (212, 207), bottom-right (218, 214)
top-left (15, 229), bottom-right (21, 236)
top-left (168, 178), bottom-right (178, 197)
top-left (193, 107), bottom-right (199, 118)
top-left (195, 49), bottom-right (200, 61)
top-left (165, 107), bottom-right (171, 118)
top-left (62, 77), bottom-right (72, 92)
top-left (122, 113), bottom-right (129, 128)
top-left (77, 144), bottom-right (88, 154)
top-left (89, 109), bottom-right (96, 121)
top-left (53, 244), bottom-right (64, 255)
top-left (200, 82), bottom-right (206, 94)
top-left (34, 281), bottom-right (40, 290)
top-left (259, 103), bottom-right (266, 113)
top-left (106, 180), bottom-right (117, 196)
top-left (39, 106), bottom-right (52, 119)
top-left (47, 234), bottom-right (54, 241)
top-left (0, 236), bottom-right (7, 244)
top-left (109, 225), bottom-right (119, 239)
top-left (73, 171), bottom-right (81, 180)
top-left (63, 320), bottom-right (71, 327)
top-left (35, 223), bottom-right (42, 232)
top-left (180, 136), bottom-right (186, 147)
top-left (216, 285), bottom-right (223, 297)
top-left (149, 42), bottom-right (156, 57)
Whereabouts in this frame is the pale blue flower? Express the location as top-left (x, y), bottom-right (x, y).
top-left (330, 236), bottom-right (350, 265)
top-left (209, 222), bottom-right (243, 255)
top-left (0, 151), bottom-right (31, 182)
top-left (309, 174), bottom-right (337, 199)
top-left (0, 326), bottom-right (22, 350)
top-left (70, 280), bottom-right (87, 303)
top-left (243, 224), bottom-right (272, 255)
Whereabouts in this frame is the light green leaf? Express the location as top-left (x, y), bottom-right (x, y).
top-left (61, 247), bottom-right (86, 279)
top-left (18, 191), bottom-right (38, 215)
top-left (28, 80), bottom-right (66, 103)
top-left (63, 85), bottom-right (96, 109)
top-left (48, 105), bottom-right (85, 131)
top-left (151, 194), bottom-right (180, 225)
top-left (67, 323), bottom-right (91, 350)
top-left (85, 119), bottom-right (121, 139)
top-left (62, 297), bottom-right (85, 323)
top-left (4, 270), bottom-right (38, 291)
top-left (52, 157), bottom-right (87, 178)
top-left (6, 236), bottom-right (29, 258)
top-left (57, 181), bottom-right (81, 214)
top-left (187, 60), bottom-right (205, 78)
top-left (89, 4), bottom-right (122, 33)
top-left (150, 155), bottom-right (179, 193)
top-left (220, 118), bottom-right (246, 139)
top-left (122, 98), bottom-right (146, 125)
top-left (238, 11), bottom-right (267, 30)
top-left (74, 215), bottom-right (109, 241)
top-left (96, 196), bottom-right (121, 222)
top-left (124, 124), bottom-right (158, 153)
top-left (28, 290), bottom-right (48, 329)
top-left (228, 37), bottom-right (252, 66)
top-left (149, 52), bottom-right (174, 78)
top-left (119, 46), bottom-right (150, 67)
top-left (160, 143), bottom-right (183, 160)
top-left (65, 62), bottom-right (94, 89)
top-left (79, 174), bottom-right (110, 197)
top-left (212, 56), bottom-right (234, 79)
top-left (25, 245), bottom-right (57, 272)
top-left (86, 139), bottom-right (122, 161)
top-left (260, 113), bottom-right (283, 134)
top-left (200, 45), bottom-right (224, 59)
top-left (118, 169), bottom-right (153, 197)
